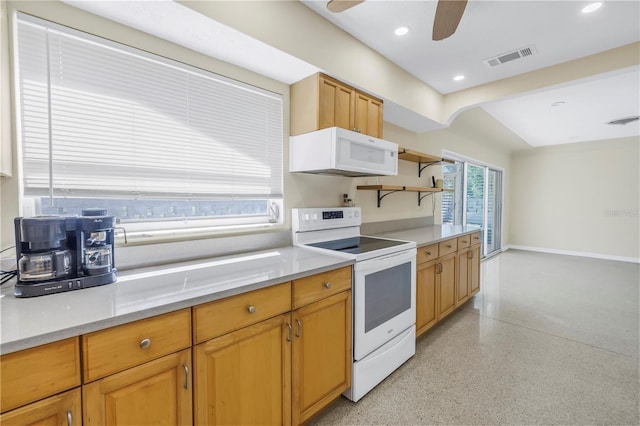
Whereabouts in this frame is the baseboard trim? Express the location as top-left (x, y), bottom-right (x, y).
top-left (504, 245), bottom-right (640, 264)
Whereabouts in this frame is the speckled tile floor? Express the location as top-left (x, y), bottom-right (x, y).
top-left (310, 250), bottom-right (640, 425)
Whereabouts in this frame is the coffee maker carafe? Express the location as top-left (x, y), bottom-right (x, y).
top-left (14, 209), bottom-right (117, 297)
top-left (15, 216), bottom-right (72, 283)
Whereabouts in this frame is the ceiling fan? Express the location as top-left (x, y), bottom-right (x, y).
top-left (326, 0), bottom-right (468, 41)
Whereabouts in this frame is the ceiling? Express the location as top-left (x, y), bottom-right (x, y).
top-left (64, 0), bottom-right (639, 149)
top-left (301, 0), bottom-right (640, 148)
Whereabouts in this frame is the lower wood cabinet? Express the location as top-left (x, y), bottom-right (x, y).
top-left (292, 290), bottom-right (351, 425)
top-left (83, 349), bottom-right (192, 425)
top-left (194, 314), bottom-right (292, 425)
top-left (2, 266), bottom-right (352, 426)
top-left (0, 388), bottom-right (80, 425)
top-left (416, 233), bottom-right (481, 338)
top-left (416, 259), bottom-right (437, 335)
top-left (436, 253), bottom-right (457, 320)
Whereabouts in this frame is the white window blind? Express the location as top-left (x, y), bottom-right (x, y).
top-left (16, 14), bottom-right (283, 217)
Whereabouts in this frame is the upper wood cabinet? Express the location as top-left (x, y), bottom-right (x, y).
top-left (291, 73), bottom-right (383, 138)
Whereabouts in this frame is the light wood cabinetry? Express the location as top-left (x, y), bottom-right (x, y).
top-left (83, 309), bottom-right (191, 382)
top-left (291, 72), bottom-right (383, 138)
top-left (3, 266), bottom-right (351, 426)
top-left (456, 231), bottom-right (482, 307)
top-left (194, 314), bottom-right (291, 425)
top-left (0, 338), bottom-right (81, 414)
top-left (436, 253), bottom-right (457, 320)
top-left (82, 308), bottom-right (192, 426)
top-left (416, 233), bottom-right (481, 338)
top-left (0, 388), bottom-right (81, 426)
top-left (193, 282), bottom-right (292, 425)
top-left (83, 349), bottom-right (192, 425)
top-left (292, 289), bottom-right (351, 425)
top-left (416, 258), bottom-right (438, 335)
top-left (195, 265), bottom-right (352, 425)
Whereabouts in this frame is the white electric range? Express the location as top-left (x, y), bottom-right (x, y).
top-left (292, 207), bottom-right (417, 402)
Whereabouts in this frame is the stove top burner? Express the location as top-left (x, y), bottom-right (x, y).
top-left (307, 236), bottom-right (408, 255)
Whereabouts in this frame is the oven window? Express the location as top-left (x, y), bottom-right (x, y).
top-left (364, 262), bottom-right (412, 333)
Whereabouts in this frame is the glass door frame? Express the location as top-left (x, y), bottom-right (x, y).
top-left (441, 150), bottom-right (505, 258)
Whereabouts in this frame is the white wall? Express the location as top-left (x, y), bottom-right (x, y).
top-left (509, 137), bottom-right (640, 261)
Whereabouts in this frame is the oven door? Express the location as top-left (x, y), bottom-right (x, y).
top-left (353, 248), bottom-right (416, 361)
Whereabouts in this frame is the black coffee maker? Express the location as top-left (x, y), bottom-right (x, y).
top-left (14, 209), bottom-right (117, 297)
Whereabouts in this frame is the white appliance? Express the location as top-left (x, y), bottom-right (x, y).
top-left (292, 207), bottom-right (416, 402)
top-left (289, 127), bottom-right (398, 177)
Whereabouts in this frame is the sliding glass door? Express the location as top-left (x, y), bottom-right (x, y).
top-left (441, 159), bottom-right (503, 257)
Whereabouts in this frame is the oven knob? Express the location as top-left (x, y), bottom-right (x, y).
top-left (354, 211), bottom-right (360, 217)
top-left (312, 213), bottom-right (318, 220)
top-left (304, 213), bottom-right (310, 221)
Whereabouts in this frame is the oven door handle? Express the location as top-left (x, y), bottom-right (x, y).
top-left (354, 248), bottom-right (417, 273)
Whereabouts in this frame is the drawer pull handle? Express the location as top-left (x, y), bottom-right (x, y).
top-left (295, 319), bottom-right (302, 338)
top-left (468, 251), bottom-right (474, 259)
top-left (426, 251), bottom-right (431, 256)
top-left (67, 409), bottom-right (73, 426)
top-left (139, 338), bottom-right (151, 350)
top-left (286, 323), bottom-right (292, 342)
top-left (323, 282), bottom-right (331, 289)
top-left (183, 364), bottom-right (189, 389)
top-left (446, 244), bottom-right (452, 248)
top-left (247, 305), bottom-right (256, 314)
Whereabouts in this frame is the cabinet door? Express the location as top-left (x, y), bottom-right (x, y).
top-left (456, 249), bottom-right (470, 307)
top-left (0, 388), bottom-right (80, 426)
top-left (194, 314), bottom-right (292, 426)
top-left (437, 254), bottom-right (456, 320)
top-left (83, 349), bottom-right (192, 426)
top-left (416, 260), bottom-right (437, 337)
top-left (1, 337), bottom-right (81, 413)
top-left (469, 245), bottom-right (481, 296)
top-left (319, 74), bottom-right (355, 131)
top-left (293, 290), bottom-right (351, 425)
top-left (354, 91), bottom-right (383, 138)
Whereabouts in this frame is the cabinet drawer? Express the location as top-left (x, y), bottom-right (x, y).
top-left (83, 309), bottom-right (191, 382)
top-left (193, 282), bottom-right (291, 344)
top-left (457, 235), bottom-right (471, 249)
top-left (438, 238), bottom-right (458, 257)
top-left (293, 266), bottom-right (351, 309)
top-left (417, 244), bottom-right (439, 263)
top-left (470, 231), bottom-right (482, 246)
top-left (1, 338), bottom-right (81, 413)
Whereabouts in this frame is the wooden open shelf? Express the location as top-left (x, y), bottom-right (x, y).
top-left (356, 185), bottom-right (453, 207)
top-left (397, 147), bottom-right (454, 177)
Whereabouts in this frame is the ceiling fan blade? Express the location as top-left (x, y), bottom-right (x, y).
top-left (326, 0), bottom-right (365, 13)
top-left (432, 0), bottom-right (468, 41)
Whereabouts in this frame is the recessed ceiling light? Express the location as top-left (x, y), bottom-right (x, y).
top-left (551, 101), bottom-right (566, 107)
top-left (394, 26), bottom-right (409, 36)
top-left (453, 75), bottom-right (465, 81)
top-left (582, 2), bottom-right (602, 13)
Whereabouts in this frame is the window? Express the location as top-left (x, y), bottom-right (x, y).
top-left (14, 13), bottom-right (283, 234)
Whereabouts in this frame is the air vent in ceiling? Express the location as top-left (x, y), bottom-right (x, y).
top-left (484, 45), bottom-right (538, 67)
top-left (607, 116), bottom-right (640, 126)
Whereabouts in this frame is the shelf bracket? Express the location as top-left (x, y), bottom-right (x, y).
top-left (418, 161), bottom-right (439, 178)
top-left (418, 191), bottom-right (435, 206)
top-left (377, 187), bottom-right (405, 208)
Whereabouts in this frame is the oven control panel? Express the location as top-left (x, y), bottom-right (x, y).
top-left (292, 207), bottom-right (361, 232)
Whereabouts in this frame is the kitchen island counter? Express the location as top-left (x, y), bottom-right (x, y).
top-left (0, 246), bottom-right (352, 355)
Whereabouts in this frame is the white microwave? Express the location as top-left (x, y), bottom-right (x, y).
top-left (289, 127), bottom-right (398, 177)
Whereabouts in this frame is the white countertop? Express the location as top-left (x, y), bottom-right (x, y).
top-left (0, 246), bottom-right (352, 355)
top-left (369, 225), bottom-right (482, 247)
